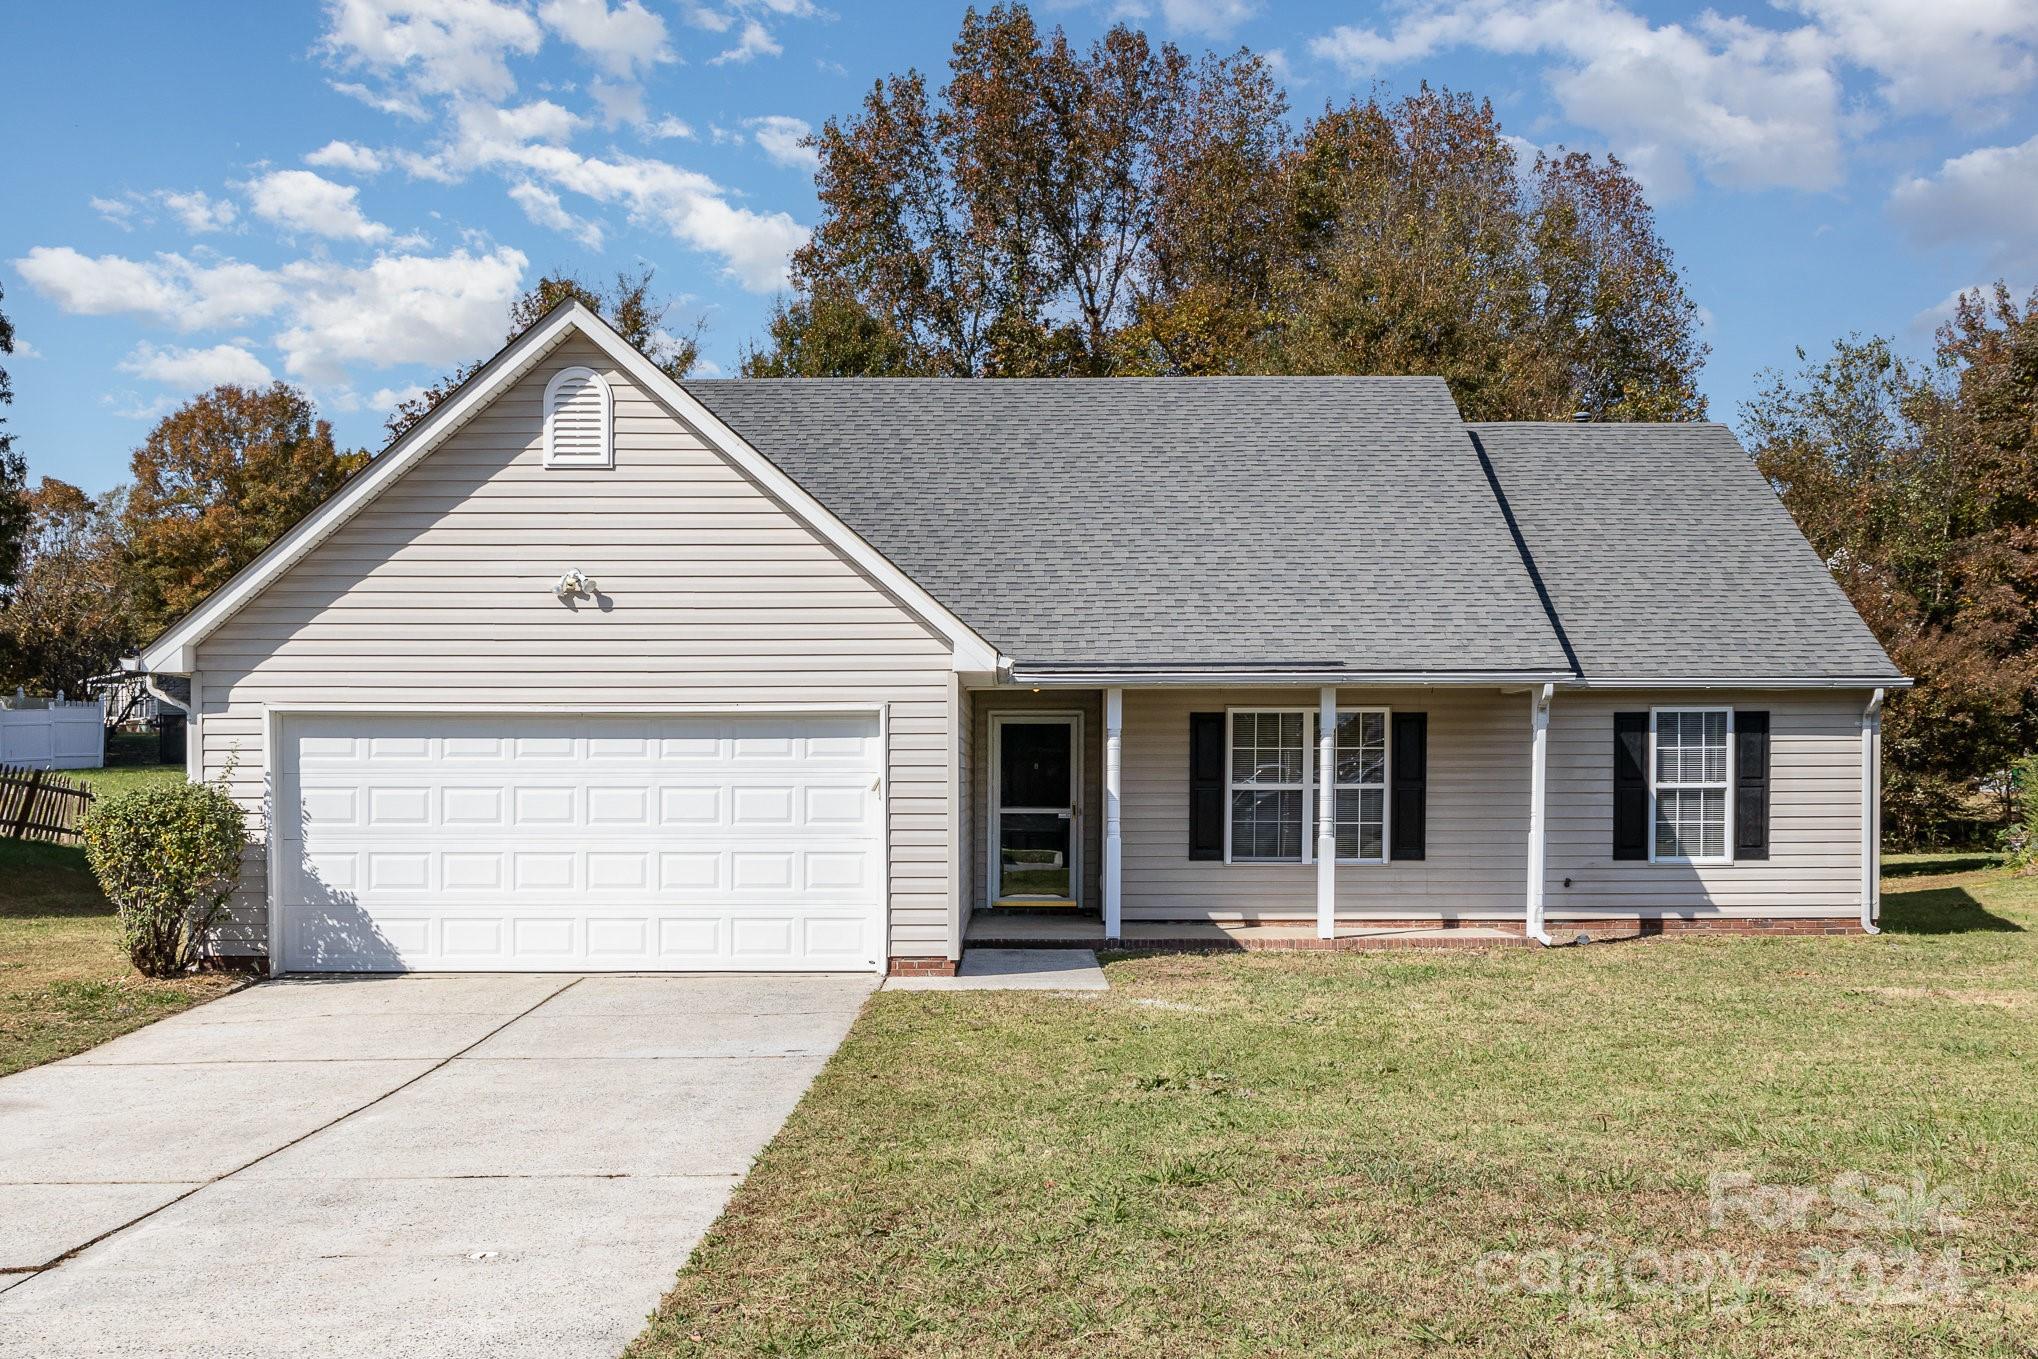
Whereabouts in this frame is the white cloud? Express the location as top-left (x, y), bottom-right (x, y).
top-left (684, 4), bottom-right (734, 33)
top-left (413, 100), bottom-right (804, 289)
top-left (306, 139), bottom-right (388, 174)
top-left (272, 245), bottom-right (529, 381)
top-left (90, 196), bottom-right (136, 229)
top-left (1114, 0), bottom-right (1258, 38)
top-left (507, 180), bottom-right (606, 249)
top-left (13, 242), bottom-right (529, 381)
top-left (747, 115), bottom-right (817, 170)
top-left (1889, 134), bottom-right (2038, 271)
top-left (321, 0), bottom-right (544, 102)
top-left (245, 169), bottom-right (393, 243)
top-left (1787, 0), bottom-right (2038, 113)
top-left (14, 247), bottom-right (227, 323)
top-left (119, 340), bottom-right (274, 388)
top-left (647, 115), bottom-right (695, 139)
top-left (711, 19), bottom-right (780, 64)
top-left (10, 338), bottom-right (42, 360)
top-left (159, 189), bottom-right (238, 233)
top-left (102, 391), bottom-right (181, 422)
top-left (537, 0), bottom-right (670, 79)
top-left (1309, 1), bottom-right (1845, 195)
top-left (330, 78), bottom-right (431, 120)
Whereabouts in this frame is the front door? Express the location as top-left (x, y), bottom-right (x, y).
top-left (993, 717), bottom-right (1079, 909)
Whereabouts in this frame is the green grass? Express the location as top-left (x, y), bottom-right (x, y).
top-left (630, 860), bottom-right (2038, 1358)
top-left (0, 827), bottom-right (234, 1076)
top-left (69, 762), bottom-right (185, 799)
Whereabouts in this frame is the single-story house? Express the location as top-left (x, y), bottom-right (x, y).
top-left (133, 301), bottom-right (1905, 976)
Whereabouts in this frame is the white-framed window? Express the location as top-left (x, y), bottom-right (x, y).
top-left (1225, 707), bottom-right (1390, 865)
top-left (1332, 710), bottom-right (1389, 861)
top-left (1651, 707), bottom-right (1732, 863)
top-left (543, 365), bottom-right (613, 468)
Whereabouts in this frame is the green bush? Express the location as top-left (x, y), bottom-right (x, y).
top-left (81, 778), bottom-right (248, 977)
top-left (2001, 754), bottom-right (2038, 874)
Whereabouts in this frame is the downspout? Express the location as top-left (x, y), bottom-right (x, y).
top-left (1861, 688), bottom-right (1885, 935)
top-left (1527, 683), bottom-right (1554, 946)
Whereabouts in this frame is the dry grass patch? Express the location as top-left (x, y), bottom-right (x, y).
top-left (631, 860), bottom-right (2038, 1358)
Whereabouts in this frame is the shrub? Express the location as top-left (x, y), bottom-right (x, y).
top-left (2001, 754), bottom-right (2038, 875)
top-left (81, 778), bottom-right (247, 977)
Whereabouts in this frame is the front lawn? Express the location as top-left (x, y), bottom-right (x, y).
top-left (0, 764), bottom-right (232, 1076)
top-left (632, 858), bottom-right (2038, 1358)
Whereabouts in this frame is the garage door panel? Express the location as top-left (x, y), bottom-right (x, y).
top-left (278, 713), bottom-right (884, 972)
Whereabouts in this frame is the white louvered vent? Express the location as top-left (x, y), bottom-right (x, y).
top-left (543, 365), bottom-right (613, 468)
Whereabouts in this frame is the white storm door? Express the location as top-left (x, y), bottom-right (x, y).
top-left (275, 712), bottom-right (882, 972)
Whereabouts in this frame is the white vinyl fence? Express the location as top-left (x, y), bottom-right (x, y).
top-left (0, 696), bottom-right (104, 770)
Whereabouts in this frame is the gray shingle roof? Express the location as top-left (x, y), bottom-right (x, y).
top-left (1470, 422), bottom-right (1901, 682)
top-left (682, 377), bottom-right (1575, 675)
top-left (679, 377), bottom-right (1897, 683)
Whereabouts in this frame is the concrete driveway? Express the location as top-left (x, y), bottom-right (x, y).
top-left (0, 971), bottom-right (876, 1359)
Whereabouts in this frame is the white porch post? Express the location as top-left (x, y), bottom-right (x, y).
top-left (1317, 685), bottom-right (1337, 939)
top-left (1861, 688), bottom-right (1884, 934)
top-left (1103, 687), bottom-right (1124, 941)
top-left (1526, 683), bottom-right (1553, 945)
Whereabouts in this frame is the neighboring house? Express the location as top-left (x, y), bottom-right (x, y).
top-left (133, 301), bottom-right (1905, 977)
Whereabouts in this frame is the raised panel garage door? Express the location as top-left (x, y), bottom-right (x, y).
top-left (277, 713), bottom-right (883, 972)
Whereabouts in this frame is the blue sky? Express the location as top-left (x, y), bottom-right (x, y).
top-left (5, 0), bottom-right (2034, 494)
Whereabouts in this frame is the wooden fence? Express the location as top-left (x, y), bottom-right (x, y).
top-left (0, 765), bottom-right (95, 843)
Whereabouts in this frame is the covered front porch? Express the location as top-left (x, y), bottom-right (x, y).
top-left (966, 913), bottom-right (1529, 951)
top-left (962, 678), bottom-right (1562, 947)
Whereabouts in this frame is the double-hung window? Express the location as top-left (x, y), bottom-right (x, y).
top-left (1226, 708), bottom-right (1389, 864)
top-left (1333, 711), bottom-right (1388, 861)
top-left (1652, 708), bottom-right (1732, 862)
top-left (1229, 711), bottom-right (1308, 860)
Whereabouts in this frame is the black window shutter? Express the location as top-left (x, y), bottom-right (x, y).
top-left (1735, 711), bottom-right (1771, 861)
top-left (1612, 712), bottom-right (1649, 860)
top-left (1390, 712), bottom-right (1427, 861)
top-left (1188, 712), bottom-right (1225, 860)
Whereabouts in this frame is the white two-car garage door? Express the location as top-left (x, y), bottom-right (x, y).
top-left (276, 713), bottom-right (883, 973)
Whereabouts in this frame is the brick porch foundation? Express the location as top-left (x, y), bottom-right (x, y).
top-left (887, 956), bottom-right (961, 977)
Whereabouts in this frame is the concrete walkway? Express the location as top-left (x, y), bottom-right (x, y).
top-left (883, 948), bottom-right (1109, 991)
top-left (0, 971), bottom-right (876, 1359)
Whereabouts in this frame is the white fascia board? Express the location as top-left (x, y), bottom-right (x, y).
top-left (139, 302), bottom-right (999, 676)
top-left (138, 306), bottom-right (585, 674)
top-left (1570, 676), bottom-right (1914, 689)
top-left (1007, 669), bottom-right (1577, 688)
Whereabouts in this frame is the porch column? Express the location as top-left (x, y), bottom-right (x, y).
top-left (1103, 687), bottom-right (1124, 941)
top-left (1317, 685), bottom-right (1337, 939)
top-left (1526, 683), bottom-right (1553, 945)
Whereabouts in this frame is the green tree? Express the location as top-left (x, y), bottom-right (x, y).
top-left (1265, 89), bottom-right (1705, 419)
top-left (1742, 291), bottom-right (2038, 844)
top-left (754, 5), bottom-right (1707, 419)
top-left (387, 268), bottom-right (701, 441)
top-left (0, 283), bottom-right (31, 594)
top-left (124, 384), bottom-right (368, 639)
top-left (0, 478), bottom-right (135, 694)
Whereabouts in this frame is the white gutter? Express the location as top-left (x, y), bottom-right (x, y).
top-left (1861, 687), bottom-right (1885, 935)
top-left (1574, 676), bottom-right (1913, 690)
top-left (1006, 671), bottom-right (1912, 691)
top-left (1007, 669), bottom-right (1577, 688)
top-left (120, 656), bottom-right (192, 717)
top-left (1526, 682), bottom-right (1554, 946)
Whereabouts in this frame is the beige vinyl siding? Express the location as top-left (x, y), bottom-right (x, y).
top-left (194, 334), bottom-right (958, 960)
top-left (1120, 686), bottom-right (1532, 920)
top-left (955, 682), bottom-right (974, 948)
top-left (1117, 685), bottom-right (1869, 922)
top-left (1544, 689), bottom-right (1868, 919)
top-left (970, 689), bottom-right (1105, 912)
